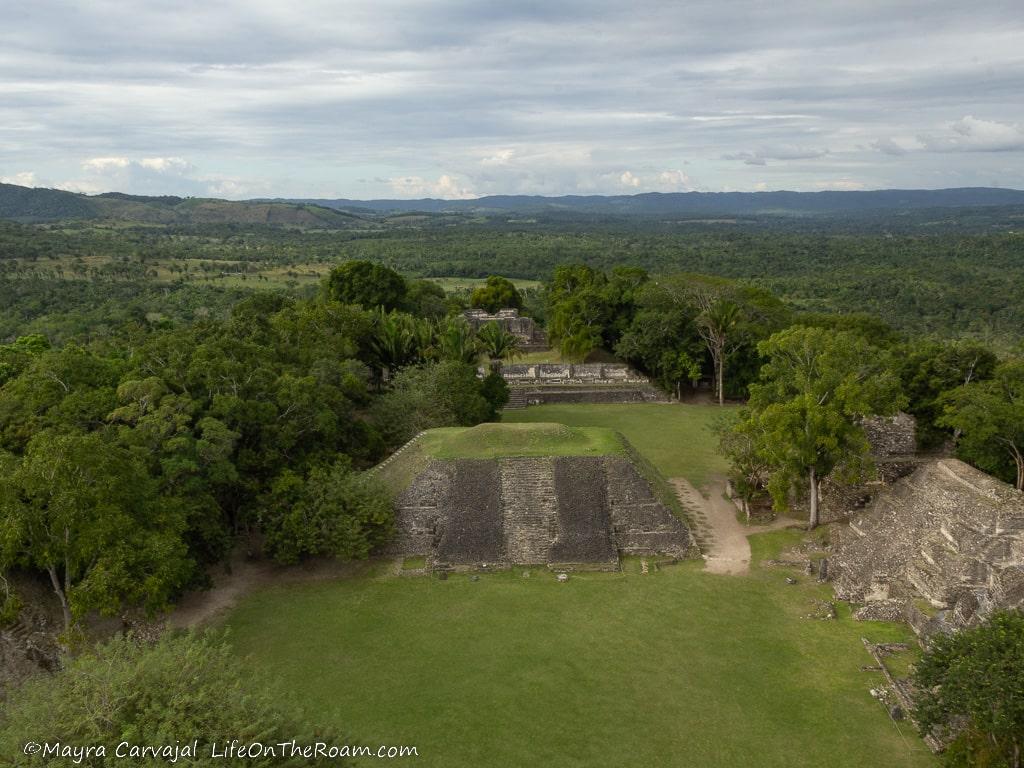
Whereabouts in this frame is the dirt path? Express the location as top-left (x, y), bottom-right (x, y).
top-left (168, 556), bottom-right (374, 629)
top-left (671, 476), bottom-right (798, 575)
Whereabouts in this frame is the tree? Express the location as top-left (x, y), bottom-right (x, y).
top-left (261, 458), bottom-right (392, 564)
top-left (324, 260), bottom-right (407, 311)
top-left (897, 340), bottom-right (998, 447)
top-left (368, 309), bottom-right (424, 384)
top-left (912, 611), bottom-right (1024, 768)
top-left (476, 321), bottom-right (521, 371)
top-left (470, 275), bottom-right (522, 313)
top-left (697, 299), bottom-right (741, 406)
top-left (0, 631), bottom-right (349, 767)
top-left (716, 416), bottom-right (771, 523)
top-left (939, 358), bottom-right (1024, 490)
top-left (435, 316), bottom-right (480, 364)
top-left (0, 431), bottom-right (193, 635)
top-left (739, 326), bottom-right (905, 528)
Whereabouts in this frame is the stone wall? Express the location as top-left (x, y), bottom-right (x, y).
top-left (463, 308), bottom-right (547, 349)
top-left (492, 363), bottom-right (651, 384)
top-left (386, 455), bottom-right (691, 568)
top-left (832, 458), bottom-right (1024, 633)
top-left (862, 412), bottom-right (918, 456)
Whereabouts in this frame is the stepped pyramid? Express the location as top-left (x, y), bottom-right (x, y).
top-left (833, 459), bottom-right (1024, 631)
top-left (388, 456), bottom-right (690, 568)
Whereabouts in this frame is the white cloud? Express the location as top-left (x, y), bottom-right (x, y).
top-left (0, 171), bottom-right (39, 186)
top-left (138, 156), bottom-right (193, 172)
top-left (479, 149), bottom-right (515, 167)
top-left (619, 171), bottom-right (641, 188)
top-left (388, 174), bottom-right (475, 199)
top-left (82, 156), bottom-right (132, 172)
top-left (654, 170), bottom-right (695, 191)
top-left (919, 116), bottom-right (1024, 152)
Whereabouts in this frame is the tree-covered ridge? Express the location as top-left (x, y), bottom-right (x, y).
top-left (2, 219), bottom-right (1022, 344)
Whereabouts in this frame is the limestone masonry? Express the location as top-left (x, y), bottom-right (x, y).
top-left (833, 458), bottom-right (1024, 633)
top-left (388, 456), bottom-right (691, 569)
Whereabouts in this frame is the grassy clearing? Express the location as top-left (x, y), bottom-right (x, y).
top-left (504, 402), bottom-right (737, 487)
top-left (226, 528), bottom-right (934, 768)
top-left (423, 422), bottom-right (623, 460)
top-left (425, 276), bottom-right (542, 292)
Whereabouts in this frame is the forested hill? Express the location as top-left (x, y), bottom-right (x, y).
top-left (279, 187), bottom-right (1024, 215)
top-left (0, 183), bottom-right (365, 228)
top-left (5, 182), bottom-right (1024, 223)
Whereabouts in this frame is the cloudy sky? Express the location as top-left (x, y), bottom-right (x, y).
top-left (2, 0), bottom-right (1023, 199)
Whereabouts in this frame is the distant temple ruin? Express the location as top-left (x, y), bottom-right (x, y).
top-left (462, 308), bottom-right (548, 350)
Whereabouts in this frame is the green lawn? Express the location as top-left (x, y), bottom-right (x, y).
top-left (375, 423), bottom-right (625, 499)
top-left (504, 402), bottom-right (737, 487)
top-left (226, 529), bottom-right (934, 768)
top-left (426, 276), bottom-right (542, 292)
top-left (421, 423), bottom-right (624, 460)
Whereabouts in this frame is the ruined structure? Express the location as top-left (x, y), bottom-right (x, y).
top-left (833, 458), bottom-right (1024, 633)
top-left (489, 363), bottom-right (669, 408)
top-left (463, 308), bottom-right (548, 351)
top-left (797, 412), bottom-right (921, 524)
top-left (388, 455), bottom-right (691, 569)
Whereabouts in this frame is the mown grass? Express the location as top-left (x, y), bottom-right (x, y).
top-left (226, 528), bottom-right (934, 768)
top-left (423, 422), bottom-right (623, 460)
top-left (504, 402), bottom-right (738, 487)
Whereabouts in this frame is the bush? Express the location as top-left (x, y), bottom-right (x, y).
top-left (0, 631), bottom-right (348, 766)
top-left (912, 611), bottom-right (1024, 767)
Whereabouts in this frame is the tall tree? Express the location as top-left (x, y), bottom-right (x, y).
top-left (470, 275), bottom-right (523, 313)
top-left (324, 260), bottom-right (407, 311)
top-left (0, 431), bottom-right (193, 634)
top-left (939, 358), bottom-right (1024, 489)
top-left (697, 299), bottom-right (741, 406)
top-left (738, 326), bottom-right (904, 528)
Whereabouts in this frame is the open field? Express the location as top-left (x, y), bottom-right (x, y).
top-left (222, 403), bottom-right (934, 767)
top-left (225, 528), bottom-right (934, 768)
top-left (503, 402), bottom-right (738, 487)
top-left (424, 276), bottom-right (542, 292)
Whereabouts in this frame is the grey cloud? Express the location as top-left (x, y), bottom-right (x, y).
top-left (2, 1), bottom-right (1023, 196)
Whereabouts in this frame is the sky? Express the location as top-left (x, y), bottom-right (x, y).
top-left (2, 0), bottom-right (1023, 199)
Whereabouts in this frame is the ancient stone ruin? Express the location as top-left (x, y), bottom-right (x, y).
top-left (490, 363), bottom-right (669, 408)
top-left (796, 412), bottom-right (922, 524)
top-left (833, 458), bottom-right (1024, 634)
top-left (387, 456), bottom-right (691, 569)
top-left (463, 308), bottom-right (548, 350)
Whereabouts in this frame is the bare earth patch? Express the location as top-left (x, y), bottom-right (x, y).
top-left (672, 476), bottom-right (798, 575)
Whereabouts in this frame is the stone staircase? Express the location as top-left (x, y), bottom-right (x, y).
top-left (500, 458), bottom-right (557, 564)
top-left (504, 388), bottom-right (528, 410)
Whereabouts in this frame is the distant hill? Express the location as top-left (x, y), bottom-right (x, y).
top-left (279, 187), bottom-right (1024, 216)
top-left (4, 181), bottom-right (1024, 224)
top-left (0, 183), bottom-right (363, 228)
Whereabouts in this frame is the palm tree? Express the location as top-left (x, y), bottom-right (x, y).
top-left (369, 309), bottom-right (420, 385)
top-left (697, 299), bottom-right (741, 406)
top-left (436, 316), bottom-right (480, 364)
top-left (477, 321), bottom-right (522, 371)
